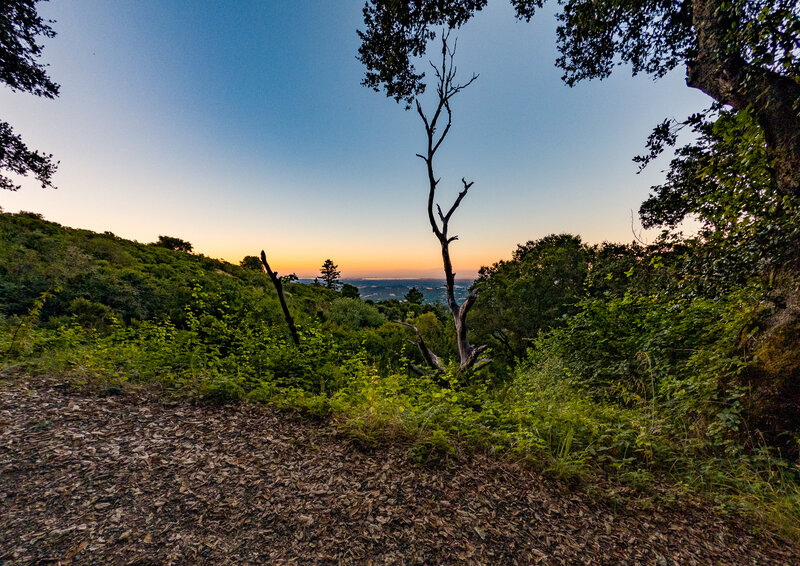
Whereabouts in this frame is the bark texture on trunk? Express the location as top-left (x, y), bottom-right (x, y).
top-left (687, 0), bottom-right (800, 196)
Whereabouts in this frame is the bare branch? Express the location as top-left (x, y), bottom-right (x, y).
top-left (260, 250), bottom-right (300, 347)
top-left (409, 364), bottom-right (427, 377)
top-left (397, 321), bottom-right (445, 371)
top-left (415, 100), bottom-right (431, 134)
top-left (473, 343), bottom-right (489, 356)
top-left (412, 32), bottom-right (490, 373)
top-left (471, 356), bottom-right (493, 372)
top-left (430, 115), bottom-right (452, 157)
top-left (441, 177), bottom-right (474, 225)
top-left (437, 204), bottom-right (445, 223)
top-left (449, 73), bottom-right (479, 96)
top-left (491, 328), bottom-right (516, 358)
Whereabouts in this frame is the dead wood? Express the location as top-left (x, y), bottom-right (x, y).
top-left (260, 250), bottom-right (300, 346)
top-left (414, 34), bottom-right (489, 372)
top-left (397, 321), bottom-right (445, 373)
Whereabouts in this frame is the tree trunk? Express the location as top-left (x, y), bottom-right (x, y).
top-left (687, 0), bottom-right (800, 197)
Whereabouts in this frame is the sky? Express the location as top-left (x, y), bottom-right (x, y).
top-left (0, 1), bottom-right (711, 278)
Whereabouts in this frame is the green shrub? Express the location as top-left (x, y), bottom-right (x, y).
top-left (328, 297), bottom-right (386, 329)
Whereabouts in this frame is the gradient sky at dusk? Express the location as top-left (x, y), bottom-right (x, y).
top-left (0, 1), bottom-right (711, 277)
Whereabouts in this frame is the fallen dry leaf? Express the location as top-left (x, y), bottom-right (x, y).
top-left (0, 375), bottom-right (798, 565)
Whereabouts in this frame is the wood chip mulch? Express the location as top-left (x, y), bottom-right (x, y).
top-left (1, 376), bottom-right (798, 565)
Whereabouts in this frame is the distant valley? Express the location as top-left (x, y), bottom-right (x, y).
top-left (298, 278), bottom-right (473, 304)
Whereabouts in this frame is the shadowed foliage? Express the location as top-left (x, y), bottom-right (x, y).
top-left (0, 0), bottom-right (60, 191)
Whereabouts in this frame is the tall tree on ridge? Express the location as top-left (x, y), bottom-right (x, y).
top-left (320, 259), bottom-right (342, 290)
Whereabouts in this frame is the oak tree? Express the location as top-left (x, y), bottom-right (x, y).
top-left (152, 235), bottom-right (193, 253)
top-left (240, 255), bottom-right (263, 270)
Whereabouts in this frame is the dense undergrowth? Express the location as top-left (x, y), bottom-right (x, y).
top-left (1, 210), bottom-right (799, 541)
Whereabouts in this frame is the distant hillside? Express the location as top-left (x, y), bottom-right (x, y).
top-left (0, 211), bottom-right (336, 325)
top-left (300, 279), bottom-right (471, 304)
top-left (0, 211), bottom-right (448, 327)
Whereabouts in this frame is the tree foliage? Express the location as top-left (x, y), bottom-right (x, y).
top-left (328, 297), bottom-right (386, 329)
top-left (0, 0), bottom-right (60, 191)
top-left (471, 234), bottom-right (589, 367)
top-left (341, 283), bottom-right (360, 299)
top-left (358, 0), bottom-right (800, 195)
top-left (240, 255), bottom-right (263, 271)
top-left (152, 235), bottom-right (193, 253)
top-left (0, 0), bottom-right (59, 97)
top-left (639, 108), bottom-right (800, 284)
top-left (0, 121), bottom-right (57, 191)
top-left (405, 286), bottom-right (424, 304)
top-left (320, 259), bottom-right (341, 290)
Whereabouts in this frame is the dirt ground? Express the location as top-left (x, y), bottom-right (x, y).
top-left (1, 375), bottom-right (797, 565)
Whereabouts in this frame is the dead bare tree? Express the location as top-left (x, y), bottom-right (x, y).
top-left (259, 250), bottom-right (300, 347)
top-left (397, 320), bottom-right (445, 375)
top-left (413, 34), bottom-right (488, 372)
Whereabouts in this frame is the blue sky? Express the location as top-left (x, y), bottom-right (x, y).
top-left (0, 1), bottom-right (710, 277)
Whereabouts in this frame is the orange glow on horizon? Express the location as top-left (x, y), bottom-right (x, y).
top-left (208, 245), bottom-right (495, 279)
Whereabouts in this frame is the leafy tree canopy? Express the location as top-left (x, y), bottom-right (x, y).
top-left (639, 109), bottom-right (800, 285)
top-left (341, 283), bottom-right (360, 299)
top-left (471, 234), bottom-right (589, 366)
top-left (0, 0), bottom-right (60, 191)
top-left (404, 286), bottom-right (424, 304)
top-left (240, 255), bottom-right (263, 271)
top-left (1, 0), bottom-right (59, 97)
top-left (358, 0), bottom-right (800, 195)
top-left (152, 235), bottom-right (193, 253)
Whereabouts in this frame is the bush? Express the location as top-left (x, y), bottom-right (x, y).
top-left (328, 298), bottom-right (385, 329)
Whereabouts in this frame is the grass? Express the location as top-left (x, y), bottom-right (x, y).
top-left (2, 317), bottom-right (799, 545)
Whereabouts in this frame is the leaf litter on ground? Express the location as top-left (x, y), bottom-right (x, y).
top-left (1, 375), bottom-right (798, 565)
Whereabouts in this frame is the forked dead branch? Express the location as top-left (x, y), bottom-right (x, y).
top-left (413, 33), bottom-right (489, 372)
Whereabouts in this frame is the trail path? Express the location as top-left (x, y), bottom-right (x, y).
top-left (1, 376), bottom-right (797, 565)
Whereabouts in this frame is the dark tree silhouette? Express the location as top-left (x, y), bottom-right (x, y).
top-left (240, 255), bottom-right (263, 270)
top-left (320, 259), bottom-right (341, 290)
top-left (152, 235), bottom-right (193, 253)
top-left (358, 0), bottom-right (800, 198)
top-left (0, 0), bottom-right (60, 191)
top-left (404, 287), bottom-right (424, 305)
top-left (411, 34), bottom-right (488, 372)
top-left (341, 283), bottom-right (360, 299)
